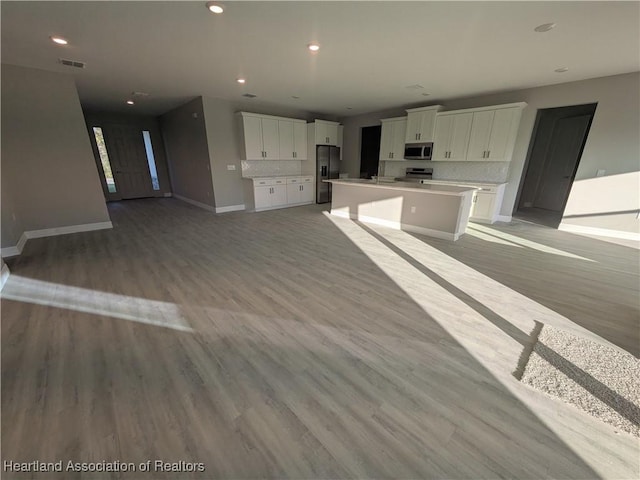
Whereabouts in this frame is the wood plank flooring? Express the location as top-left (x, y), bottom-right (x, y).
top-left (2, 198), bottom-right (639, 479)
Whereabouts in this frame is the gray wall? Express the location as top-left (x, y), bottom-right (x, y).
top-left (1, 64), bottom-right (110, 248)
top-left (83, 110), bottom-right (172, 198)
top-left (340, 72), bottom-right (640, 233)
top-left (160, 97), bottom-right (215, 207)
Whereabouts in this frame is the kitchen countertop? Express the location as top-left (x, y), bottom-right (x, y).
top-left (242, 175), bottom-right (313, 180)
top-left (421, 179), bottom-right (507, 187)
top-left (328, 178), bottom-right (477, 196)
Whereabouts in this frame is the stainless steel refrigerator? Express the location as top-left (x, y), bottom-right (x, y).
top-left (316, 145), bottom-right (340, 203)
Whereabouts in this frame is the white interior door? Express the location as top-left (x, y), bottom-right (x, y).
top-left (535, 115), bottom-right (591, 211)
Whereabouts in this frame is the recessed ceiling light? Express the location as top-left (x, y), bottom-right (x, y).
top-left (292, 96), bottom-right (300, 99)
top-left (50, 36), bottom-right (68, 45)
top-left (535, 23), bottom-right (556, 32)
top-left (422, 93), bottom-right (431, 97)
top-left (126, 100), bottom-right (135, 105)
top-left (308, 43), bottom-right (320, 52)
top-left (555, 67), bottom-right (569, 73)
top-left (346, 107), bottom-right (353, 110)
top-left (237, 78), bottom-right (246, 84)
top-left (206, 2), bottom-right (224, 13)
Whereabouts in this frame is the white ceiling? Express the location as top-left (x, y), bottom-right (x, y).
top-left (2, 1), bottom-right (639, 117)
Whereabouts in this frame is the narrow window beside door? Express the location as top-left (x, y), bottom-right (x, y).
top-left (142, 131), bottom-right (160, 191)
top-left (92, 127), bottom-right (117, 193)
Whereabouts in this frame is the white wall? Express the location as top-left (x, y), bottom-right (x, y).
top-left (340, 72), bottom-right (640, 234)
top-left (1, 64), bottom-right (111, 249)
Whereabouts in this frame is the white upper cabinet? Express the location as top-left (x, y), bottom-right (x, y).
top-left (404, 105), bottom-right (443, 144)
top-left (466, 107), bottom-right (521, 161)
top-left (239, 113), bottom-right (279, 160)
top-left (432, 112), bottom-right (473, 161)
top-left (239, 112), bottom-right (307, 160)
top-left (432, 102), bottom-right (526, 162)
top-left (314, 120), bottom-right (340, 145)
top-left (278, 119), bottom-right (308, 160)
top-left (379, 117), bottom-right (407, 161)
top-left (293, 121), bottom-right (307, 160)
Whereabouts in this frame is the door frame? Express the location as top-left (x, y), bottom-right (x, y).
top-left (514, 103), bottom-right (597, 217)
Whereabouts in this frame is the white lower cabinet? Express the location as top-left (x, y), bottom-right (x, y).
top-left (287, 177), bottom-right (314, 204)
top-left (244, 176), bottom-right (314, 212)
top-left (469, 184), bottom-right (506, 224)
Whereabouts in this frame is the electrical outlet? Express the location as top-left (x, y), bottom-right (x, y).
top-left (227, 164), bottom-right (236, 171)
top-left (410, 206), bottom-right (416, 213)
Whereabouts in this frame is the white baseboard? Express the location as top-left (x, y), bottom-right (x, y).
top-left (0, 263), bottom-right (9, 291)
top-left (215, 204), bottom-right (245, 213)
top-left (558, 223), bottom-right (640, 241)
top-left (173, 194), bottom-right (216, 212)
top-left (1, 221), bottom-right (112, 258)
top-left (331, 210), bottom-right (458, 241)
top-left (496, 215), bottom-right (513, 223)
top-left (163, 192), bottom-right (173, 197)
top-left (25, 221), bottom-right (113, 240)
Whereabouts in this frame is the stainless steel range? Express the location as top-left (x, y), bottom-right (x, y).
top-left (395, 167), bottom-right (433, 183)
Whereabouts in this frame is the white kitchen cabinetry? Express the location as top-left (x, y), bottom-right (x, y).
top-left (244, 176), bottom-right (314, 212)
top-left (314, 120), bottom-right (340, 145)
top-left (432, 103), bottom-right (526, 162)
top-left (379, 117), bottom-right (407, 161)
top-left (239, 113), bottom-right (279, 160)
top-left (278, 119), bottom-right (308, 160)
top-left (251, 178), bottom-right (287, 210)
top-left (286, 176), bottom-right (314, 204)
top-left (469, 184), bottom-right (506, 223)
top-left (466, 107), bottom-right (522, 161)
top-left (432, 112), bottom-right (473, 161)
top-left (405, 105), bottom-right (442, 143)
top-left (239, 112), bottom-right (308, 160)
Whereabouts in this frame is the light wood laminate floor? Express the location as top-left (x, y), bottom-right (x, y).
top-left (2, 199), bottom-right (639, 479)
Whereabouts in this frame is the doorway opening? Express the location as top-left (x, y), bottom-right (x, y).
top-left (360, 125), bottom-right (381, 179)
top-left (515, 103), bottom-right (597, 228)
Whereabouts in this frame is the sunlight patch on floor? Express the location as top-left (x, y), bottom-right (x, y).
top-left (1, 275), bottom-right (193, 332)
top-left (465, 227), bottom-right (525, 247)
top-left (469, 224), bottom-right (595, 262)
top-left (323, 212), bottom-right (622, 477)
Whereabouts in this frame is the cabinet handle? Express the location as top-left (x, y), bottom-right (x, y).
top-left (418, 133), bottom-right (421, 140)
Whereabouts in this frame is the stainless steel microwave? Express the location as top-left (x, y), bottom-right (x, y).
top-left (404, 142), bottom-right (433, 160)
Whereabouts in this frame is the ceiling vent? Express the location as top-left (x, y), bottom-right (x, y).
top-left (242, 93), bottom-right (257, 98)
top-left (132, 91), bottom-right (150, 98)
top-left (59, 58), bottom-right (86, 69)
top-left (405, 84), bottom-right (424, 90)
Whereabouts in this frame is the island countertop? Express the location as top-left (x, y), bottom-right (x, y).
top-left (328, 178), bottom-right (476, 241)
top-left (327, 178), bottom-right (478, 196)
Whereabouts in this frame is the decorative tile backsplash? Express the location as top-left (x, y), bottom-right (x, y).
top-left (241, 160), bottom-right (302, 177)
top-left (380, 160), bottom-right (509, 183)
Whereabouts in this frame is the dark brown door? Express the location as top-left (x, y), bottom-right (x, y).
top-left (534, 115), bottom-right (591, 212)
top-left (103, 125), bottom-right (154, 199)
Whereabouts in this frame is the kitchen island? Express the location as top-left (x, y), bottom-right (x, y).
top-left (328, 179), bottom-right (477, 240)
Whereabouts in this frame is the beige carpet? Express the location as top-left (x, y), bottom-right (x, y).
top-left (520, 324), bottom-right (640, 438)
